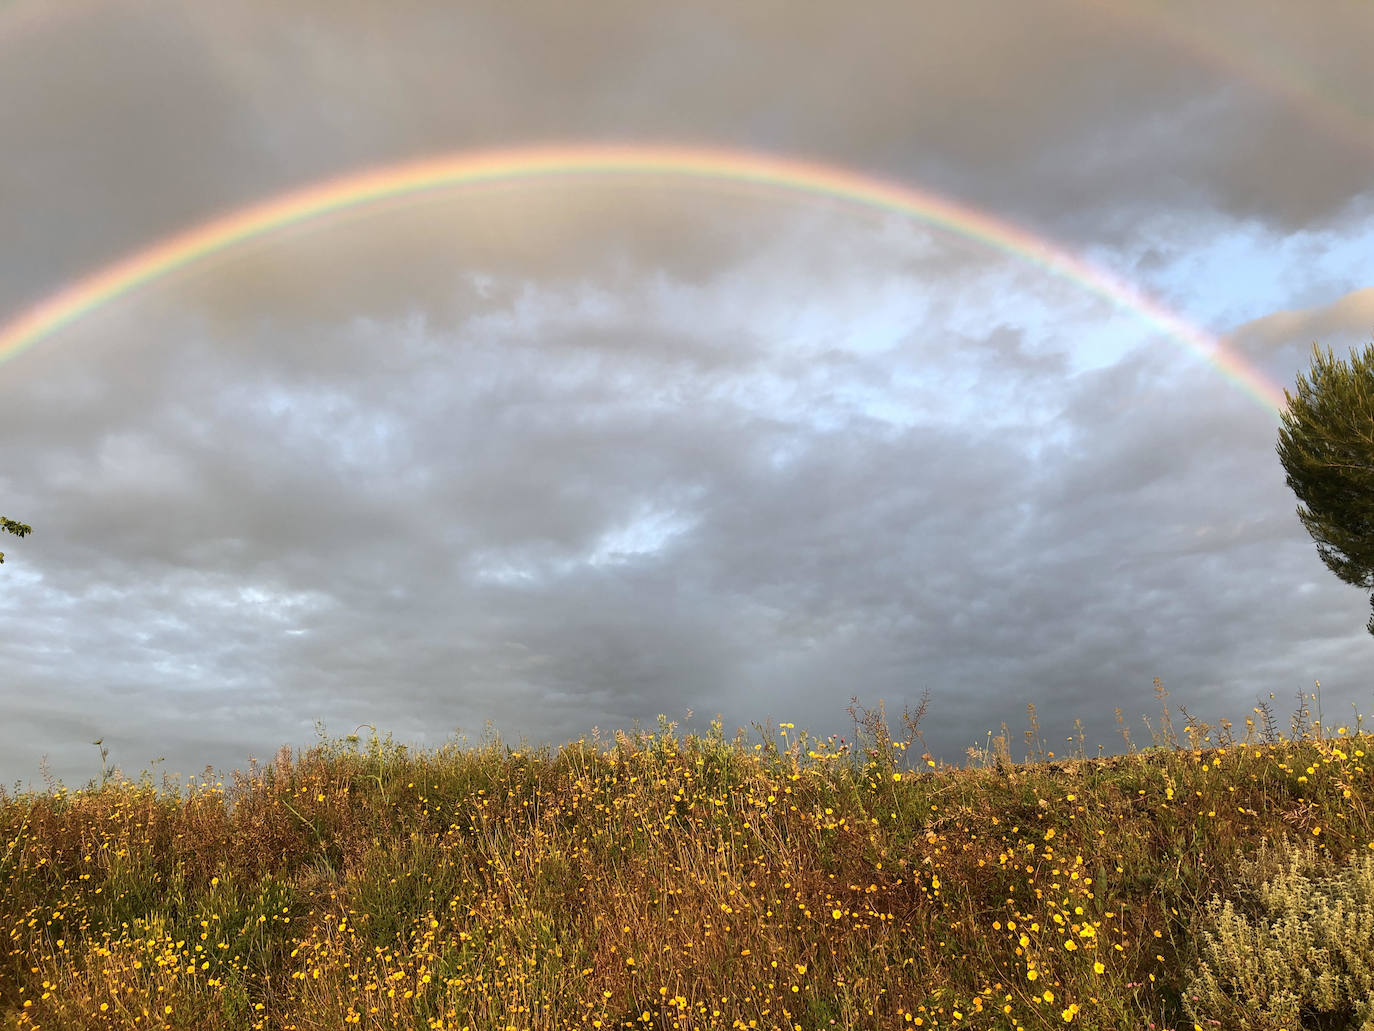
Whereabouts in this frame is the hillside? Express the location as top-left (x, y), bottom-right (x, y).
top-left (3, 690), bottom-right (1372, 1030)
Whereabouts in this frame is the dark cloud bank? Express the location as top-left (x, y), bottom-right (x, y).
top-left (1, 0), bottom-right (1371, 787)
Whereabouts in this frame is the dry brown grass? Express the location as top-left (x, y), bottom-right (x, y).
top-left (2, 684), bottom-right (1371, 1030)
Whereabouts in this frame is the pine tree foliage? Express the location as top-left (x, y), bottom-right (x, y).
top-left (0, 514), bottom-right (31, 565)
top-left (1276, 340), bottom-right (1374, 634)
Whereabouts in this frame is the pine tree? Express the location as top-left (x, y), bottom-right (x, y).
top-left (1275, 340), bottom-right (1374, 634)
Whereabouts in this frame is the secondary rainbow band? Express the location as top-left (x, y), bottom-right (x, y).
top-left (0, 143), bottom-right (1288, 413)
top-left (1098, 1), bottom-right (1374, 163)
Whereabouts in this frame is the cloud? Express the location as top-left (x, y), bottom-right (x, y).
top-left (0, 1), bottom-right (1370, 787)
top-left (4, 1), bottom-right (1371, 324)
top-left (1233, 285), bottom-right (1374, 359)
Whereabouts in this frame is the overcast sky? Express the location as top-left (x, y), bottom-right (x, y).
top-left (2, 0), bottom-right (1372, 790)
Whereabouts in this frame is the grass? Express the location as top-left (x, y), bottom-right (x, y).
top-left (2, 678), bottom-right (1372, 1030)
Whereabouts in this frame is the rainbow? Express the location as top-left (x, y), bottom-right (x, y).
top-left (1098, 2), bottom-right (1374, 164)
top-left (0, 143), bottom-right (1289, 413)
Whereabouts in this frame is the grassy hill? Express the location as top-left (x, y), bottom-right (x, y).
top-left (3, 682), bottom-right (1372, 1030)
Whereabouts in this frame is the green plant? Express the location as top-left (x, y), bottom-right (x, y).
top-left (1183, 832), bottom-right (1374, 1030)
top-left (0, 515), bottom-right (31, 565)
top-left (348, 723), bottom-right (391, 806)
top-left (1276, 338), bottom-right (1374, 636)
top-left (92, 738), bottom-right (111, 788)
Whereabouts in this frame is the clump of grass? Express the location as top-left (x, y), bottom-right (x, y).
top-left (1, 681), bottom-right (1370, 1030)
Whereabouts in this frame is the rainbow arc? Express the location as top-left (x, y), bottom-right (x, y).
top-left (0, 144), bottom-right (1289, 414)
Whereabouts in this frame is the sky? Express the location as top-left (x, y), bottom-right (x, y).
top-left (1, 0), bottom-right (1372, 790)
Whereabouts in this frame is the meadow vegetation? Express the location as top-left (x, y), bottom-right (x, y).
top-left (3, 678), bottom-right (1373, 1031)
